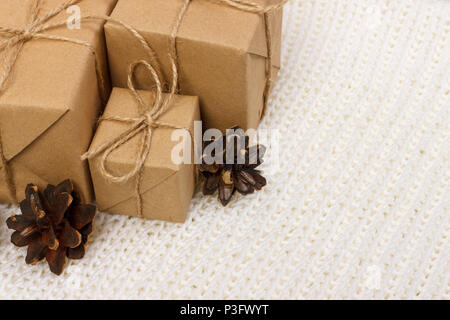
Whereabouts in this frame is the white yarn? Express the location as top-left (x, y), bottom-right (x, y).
top-left (0, 0), bottom-right (449, 299)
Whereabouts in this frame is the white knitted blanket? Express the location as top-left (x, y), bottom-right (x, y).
top-left (0, 0), bottom-right (449, 300)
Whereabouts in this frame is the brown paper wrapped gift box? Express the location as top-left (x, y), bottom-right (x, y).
top-left (87, 88), bottom-right (200, 222)
top-left (105, 0), bottom-right (283, 132)
top-left (0, 0), bottom-right (117, 203)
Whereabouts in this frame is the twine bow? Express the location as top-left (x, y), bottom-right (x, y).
top-left (81, 7), bottom-right (192, 217)
top-left (81, 59), bottom-right (189, 217)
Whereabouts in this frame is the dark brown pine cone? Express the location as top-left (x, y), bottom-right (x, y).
top-left (6, 180), bottom-right (96, 275)
top-left (200, 127), bottom-right (267, 206)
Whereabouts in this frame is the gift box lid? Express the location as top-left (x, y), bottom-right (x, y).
top-left (109, 0), bottom-right (282, 68)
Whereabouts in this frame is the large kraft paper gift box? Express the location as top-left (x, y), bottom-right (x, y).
top-left (87, 88), bottom-right (200, 222)
top-left (105, 0), bottom-right (283, 131)
top-left (0, 0), bottom-right (117, 204)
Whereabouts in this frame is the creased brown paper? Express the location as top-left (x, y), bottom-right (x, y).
top-left (0, 0), bottom-right (117, 203)
top-left (87, 88), bottom-right (200, 222)
top-left (105, 0), bottom-right (283, 132)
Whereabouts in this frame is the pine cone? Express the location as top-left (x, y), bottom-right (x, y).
top-left (6, 180), bottom-right (96, 275)
top-left (200, 127), bottom-right (267, 206)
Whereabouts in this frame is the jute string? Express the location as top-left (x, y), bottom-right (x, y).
top-left (0, 0), bottom-right (288, 214)
top-left (0, 0), bottom-right (163, 204)
top-left (170, 0), bottom-right (289, 112)
top-left (0, 0), bottom-right (186, 211)
top-left (80, 16), bottom-right (190, 218)
top-left (0, 0), bottom-right (110, 203)
top-left (81, 0), bottom-right (289, 217)
top-left (81, 59), bottom-right (190, 217)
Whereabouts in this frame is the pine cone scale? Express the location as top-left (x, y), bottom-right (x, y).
top-left (26, 240), bottom-right (48, 265)
top-left (11, 229), bottom-right (39, 247)
top-left (69, 204), bottom-right (96, 230)
top-left (41, 226), bottom-right (59, 250)
top-left (59, 221), bottom-right (82, 249)
top-left (67, 244), bottom-right (86, 260)
top-left (218, 173), bottom-right (235, 206)
top-left (46, 245), bottom-right (67, 276)
top-left (6, 214), bottom-right (35, 232)
top-left (43, 184), bottom-right (73, 225)
top-left (234, 172), bottom-right (255, 195)
top-left (203, 172), bottom-right (220, 195)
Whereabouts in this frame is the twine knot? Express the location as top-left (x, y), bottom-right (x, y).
top-left (21, 30), bottom-right (34, 42)
top-left (82, 59), bottom-right (188, 217)
top-left (144, 113), bottom-right (157, 128)
top-left (0, 0), bottom-right (107, 98)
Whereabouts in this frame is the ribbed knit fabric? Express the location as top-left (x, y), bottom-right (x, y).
top-left (0, 0), bottom-right (449, 299)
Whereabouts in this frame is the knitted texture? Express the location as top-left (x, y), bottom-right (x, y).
top-left (0, 0), bottom-right (449, 299)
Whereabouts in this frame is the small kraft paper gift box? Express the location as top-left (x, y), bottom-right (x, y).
top-left (0, 0), bottom-right (117, 204)
top-left (105, 0), bottom-right (284, 132)
top-left (85, 85), bottom-right (200, 222)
